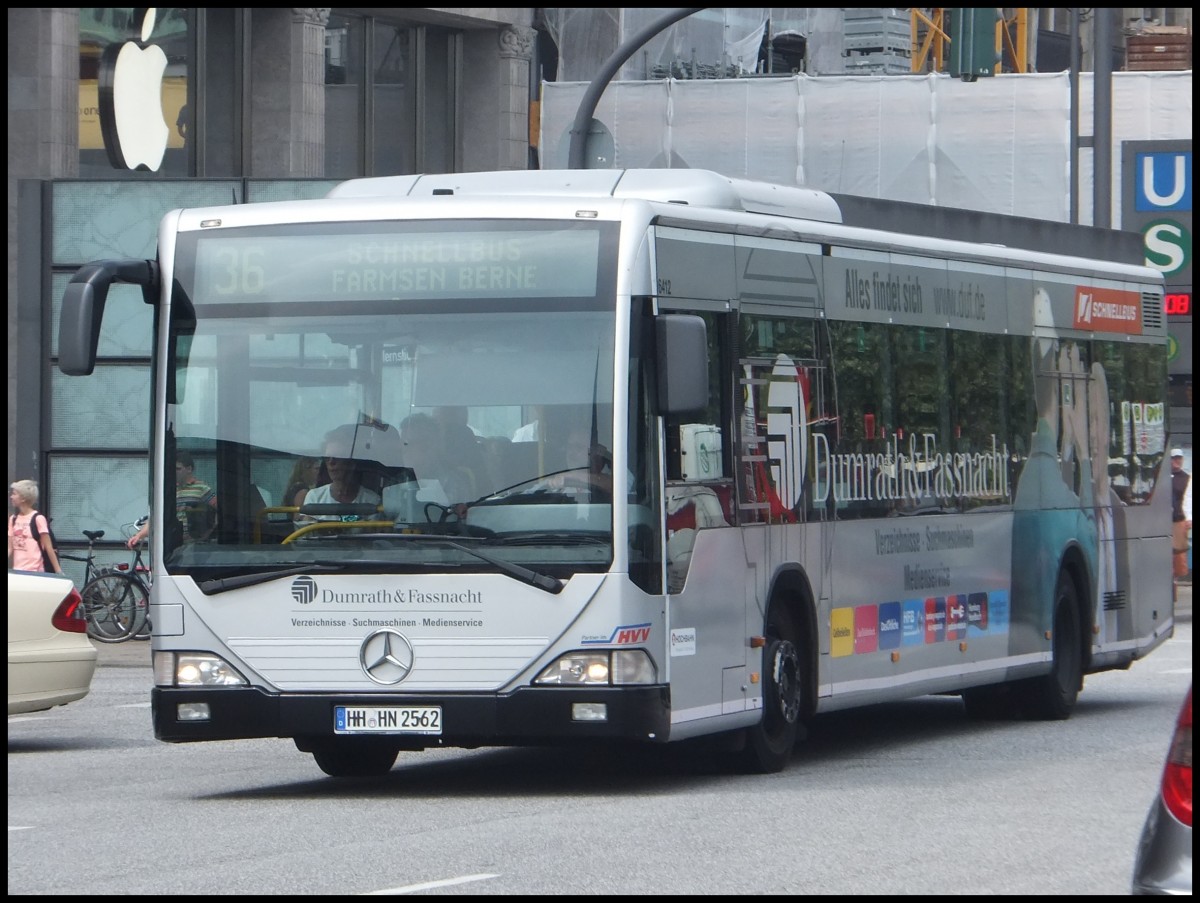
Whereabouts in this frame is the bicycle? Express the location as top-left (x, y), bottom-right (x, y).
top-left (56, 528), bottom-right (106, 587)
top-left (60, 529), bottom-right (142, 643)
top-left (111, 521), bottom-right (153, 641)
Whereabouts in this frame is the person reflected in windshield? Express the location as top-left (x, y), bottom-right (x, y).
top-left (400, 413), bottom-right (476, 505)
top-left (549, 425), bottom-right (620, 500)
top-left (283, 456), bottom-right (321, 509)
top-left (433, 406), bottom-right (489, 497)
top-left (176, 451), bottom-right (218, 542)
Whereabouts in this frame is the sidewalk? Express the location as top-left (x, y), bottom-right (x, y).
top-left (1174, 578), bottom-right (1193, 624)
top-left (96, 635), bottom-right (153, 668)
top-left (94, 581), bottom-right (1192, 669)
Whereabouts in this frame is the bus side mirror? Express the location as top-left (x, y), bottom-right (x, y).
top-left (58, 259), bottom-right (158, 376)
top-left (657, 314), bottom-right (709, 417)
top-left (59, 278), bottom-right (105, 376)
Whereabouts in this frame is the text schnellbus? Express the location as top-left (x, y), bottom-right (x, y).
top-left (812, 433), bottom-right (1010, 504)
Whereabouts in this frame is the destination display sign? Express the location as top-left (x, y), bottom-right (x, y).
top-left (190, 227), bottom-right (603, 303)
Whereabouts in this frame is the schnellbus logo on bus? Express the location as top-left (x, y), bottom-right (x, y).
top-left (1072, 286), bottom-right (1142, 334)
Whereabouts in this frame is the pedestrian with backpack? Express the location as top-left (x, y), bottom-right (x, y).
top-left (8, 479), bottom-right (63, 574)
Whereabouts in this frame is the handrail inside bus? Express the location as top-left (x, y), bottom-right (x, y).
top-left (281, 520), bottom-right (395, 545)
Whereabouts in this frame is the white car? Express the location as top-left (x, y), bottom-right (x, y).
top-left (8, 570), bottom-right (98, 715)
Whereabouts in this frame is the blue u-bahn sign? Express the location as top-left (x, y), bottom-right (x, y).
top-left (1124, 140), bottom-right (1192, 403)
top-left (1134, 150), bottom-right (1192, 212)
top-left (1124, 141), bottom-right (1192, 283)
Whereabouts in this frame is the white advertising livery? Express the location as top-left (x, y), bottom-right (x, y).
top-left (59, 169), bottom-right (1173, 777)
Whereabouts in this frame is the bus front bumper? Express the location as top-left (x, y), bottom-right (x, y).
top-left (152, 685), bottom-right (672, 746)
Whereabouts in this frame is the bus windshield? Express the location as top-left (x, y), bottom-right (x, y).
top-left (163, 219), bottom-right (627, 582)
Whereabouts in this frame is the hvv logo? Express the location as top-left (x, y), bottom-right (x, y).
top-left (1135, 152), bottom-right (1192, 212)
top-left (581, 623), bottom-right (652, 645)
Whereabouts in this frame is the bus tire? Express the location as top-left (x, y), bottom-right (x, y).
top-left (1015, 570), bottom-right (1083, 720)
top-left (740, 604), bottom-right (805, 774)
top-left (311, 740), bottom-right (399, 777)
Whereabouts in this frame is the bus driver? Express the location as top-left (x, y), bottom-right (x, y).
top-left (295, 424), bottom-right (381, 527)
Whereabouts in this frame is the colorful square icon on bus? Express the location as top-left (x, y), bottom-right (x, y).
top-left (924, 597), bottom-right (946, 643)
top-left (967, 592), bottom-right (989, 634)
top-left (945, 594), bottom-right (967, 640)
top-left (831, 606), bottom-right (854, 657)
top-left (878, 601), bottom-right (902, 650)
top-left (901, 599), bottom-right (924, 646)
top-left (854, 604), bottom-right (878, 654)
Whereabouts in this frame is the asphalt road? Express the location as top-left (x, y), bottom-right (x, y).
top-left (12, 613), bottom-right (1192, 895)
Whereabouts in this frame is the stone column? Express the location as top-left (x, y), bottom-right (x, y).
top-left (497, 25), bottom-right (536, 171)
top-left (249, 8), bottom-right (329, 177)
top-left (7, 8), bottom-right (79, 481)
top-left (463, 23), bottom-right (536, 173)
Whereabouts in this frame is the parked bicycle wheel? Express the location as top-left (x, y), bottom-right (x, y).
top-left (131, 588), bottom-right (151, 640)
top-left (80, 571), bottom-right (142, 643)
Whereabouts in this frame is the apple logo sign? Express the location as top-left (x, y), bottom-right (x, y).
top-left (98, 8), bottom-right (170, 171)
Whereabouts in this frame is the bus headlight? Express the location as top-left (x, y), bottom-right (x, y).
top-left (534, 649), bottom-right (656, 686)
top-left (154, 651), bottom-right (247, 687)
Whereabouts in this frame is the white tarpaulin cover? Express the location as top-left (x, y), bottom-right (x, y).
top-left (540, 70), bottom-right (1192, 227)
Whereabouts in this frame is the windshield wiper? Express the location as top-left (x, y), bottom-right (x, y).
top-left (198, 563), bottom-right (345, 595)
top-left (384, 534), bottom-right (563, 594)
top-left (467, 469), bottom-right (581, 504)
top-left (197, 541), bottom-right (563, 596)
top-left (491, 531), bottom-right (610, 546)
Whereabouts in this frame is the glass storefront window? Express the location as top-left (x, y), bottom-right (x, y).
top-left (419, 27), bottom-right (458, 174)
top-left (372, 21), bottom-right (414, 175)
top-left (199, 7), bottom-right (238, 176)
top-left (78, 7), bottom-right (191, 178)
top-left (326, 14), bottom-right (456, 178)
top-left (75, 10), bottom-right (456, 180)
top-left (325, 13), bottom-right (366, 178)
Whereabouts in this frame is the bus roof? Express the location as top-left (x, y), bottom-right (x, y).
top-left (327, 169), bottom-right (844, 225)
top-left (329, 168), bottom-right (1145, 268)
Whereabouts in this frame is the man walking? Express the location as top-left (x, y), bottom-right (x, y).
top-left (1171, 448), bottom-right (1190, 583)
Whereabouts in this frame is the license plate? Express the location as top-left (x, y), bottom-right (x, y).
top-left (334, 705), bottom-right (442, 735)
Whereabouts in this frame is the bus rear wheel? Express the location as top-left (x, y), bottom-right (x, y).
top-left (1015, 571), bottom-right (1083, 720)
top-left (310, 740), bottom-right (399, 777)
top-left (740, 606), bottom-right (805, 774)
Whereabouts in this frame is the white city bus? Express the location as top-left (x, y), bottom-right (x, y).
top-left (59, 169), bottom-right (1174, 777)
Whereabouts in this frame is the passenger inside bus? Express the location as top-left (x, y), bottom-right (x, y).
top-left (282, 456), bottom-right (322, 509)
top-left (432, 406), bottom-right (489, 498)
top-left (547, 425), bottom-right (619, 500)
top-left (398, 412), bottom-right (475, 506)
top-left (295, 424), bottom-right (382, 526)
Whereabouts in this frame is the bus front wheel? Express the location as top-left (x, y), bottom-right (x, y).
top-left (309, 739), bottom-right (399, 777)
top-left (740, 606), bottom-right (805, 774)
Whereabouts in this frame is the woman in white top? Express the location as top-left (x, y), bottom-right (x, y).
top-left (302, 457), bottom-right (380, 509)
top-left (295, 425), bottom-right (381, 527)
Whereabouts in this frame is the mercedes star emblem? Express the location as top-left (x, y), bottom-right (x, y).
top-left (359, 628), bottom-right (416, 685)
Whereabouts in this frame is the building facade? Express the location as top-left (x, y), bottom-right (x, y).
top-left (7, 7), bottom-right (538, 574)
